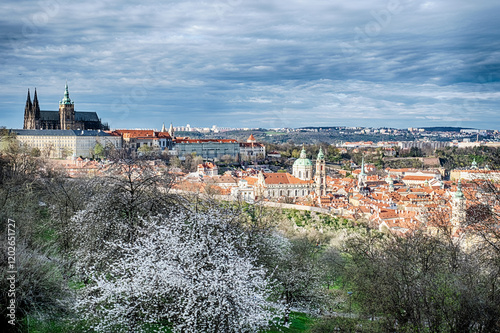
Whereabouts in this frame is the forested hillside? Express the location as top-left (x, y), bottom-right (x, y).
top-left (1, 142), bottom-right (499, 332)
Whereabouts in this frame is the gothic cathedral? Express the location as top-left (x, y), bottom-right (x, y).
top-left (23, 83), bottom-right (108, 130)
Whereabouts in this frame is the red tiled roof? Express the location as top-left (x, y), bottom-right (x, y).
top-left (114, 129), bottom-right (172, 139)
top-left (402, 175), bottom-right (434, 181)
top-left (263, 173), bottom-right (313, 185)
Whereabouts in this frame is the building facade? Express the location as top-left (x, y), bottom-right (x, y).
top-left (23, 84), bottom-right (108, 130)
top-left (113, 129), bottom-right (173, 151)
top-left (239, 134), bottom-right (266, 159)
top-left (13, 129), bottom-right (122, 159)
top-left (173, 138), bottom-right (240, 160)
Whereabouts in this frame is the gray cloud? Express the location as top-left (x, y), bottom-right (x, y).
top-left (0, 0), bottom-right (499, 129)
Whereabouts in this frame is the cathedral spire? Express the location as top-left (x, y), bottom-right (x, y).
top-left (33, 88), bottom-right (40, 118)
top-left (25, 89), bottom-right (32, 109)
top-left (24, 89), bottom-right (33, 129)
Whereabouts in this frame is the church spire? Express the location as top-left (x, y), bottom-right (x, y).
top-left (24, 89), bottom-right (33, 129)
top-left (25, 89), bottom-right (32, 109)
top-left (357, 156), bottom-right (367, 189)
top-left (168, 122), bottom-right (174, 137)
top-left (360, 157), bottom-right (366, 176)
top-left (32, 88), bottom-right (40, 118)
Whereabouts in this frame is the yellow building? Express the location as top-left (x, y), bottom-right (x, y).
top-left (12, 129), bottom-right (122, 158)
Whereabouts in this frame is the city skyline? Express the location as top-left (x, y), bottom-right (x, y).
top-left (1, 0), bottom-right (499, 130)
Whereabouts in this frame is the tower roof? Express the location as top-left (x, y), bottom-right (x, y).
top-left (168, 123), bottom-right (174, 137)
top-left (32, 88), bottom-right (40, 116)
top-left (317, 147), bottom-right (324, 160)
top-left (247, 134), bottom-right (256, 143)
top-left (471, 158), bottom-right (478, 169)
top-left (455, 180), bottom-right (464, 199)
top-left (25, 89), bottom-right (32, 108)
top-left (359, 157), bottom-right (366, 176)
top-left (60, 82), bottom-right (73, 105)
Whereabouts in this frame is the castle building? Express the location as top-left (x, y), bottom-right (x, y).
top-left (23, 83), bottom-right (108, 131)
top-left (13, 129), bottom-right (122, 159)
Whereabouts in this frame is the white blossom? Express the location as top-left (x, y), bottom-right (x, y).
top-left (75, 208), bottom-right (283, 332)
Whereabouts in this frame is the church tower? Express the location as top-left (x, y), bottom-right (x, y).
top-left (315, 147), bottom-right (326, 196)
top-left (23, 89), bottom-right (33, 129)
top-left (357, 157), bottom-right (367, 188)
top-left (386, 175), bottom-right (395, 192)
top-left (255, 170), bottom-right (266, 198)
top-left (451, 180), bottom-right (466, 230)
top-left (59, 82), bottom-right (75, 130)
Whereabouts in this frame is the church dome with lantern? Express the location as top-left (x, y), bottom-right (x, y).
top-left (293, 147), bottom-right (313, 180)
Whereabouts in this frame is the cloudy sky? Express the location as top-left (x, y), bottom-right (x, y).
top-left (1, 0), bottom-right (499, 130)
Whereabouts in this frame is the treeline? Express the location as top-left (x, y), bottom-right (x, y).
top-left (436, 146), bottom-right (500, 170)
top-left (1, 140), bottom-right (500, 332)
top-left (0, 142), bottom-right (343, 332)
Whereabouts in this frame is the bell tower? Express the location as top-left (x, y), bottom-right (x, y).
top-left (451, 180), bottom-right (466, 230)
top-left (59, 82), bottom-right (75, 130)
top-left (315, 147), bottom-right (326, 196)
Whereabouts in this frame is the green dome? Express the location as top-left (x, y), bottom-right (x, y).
top-left (294, 147), bottom-right (312, 167)
top-left (293, 158), bottom-right (313, 167)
